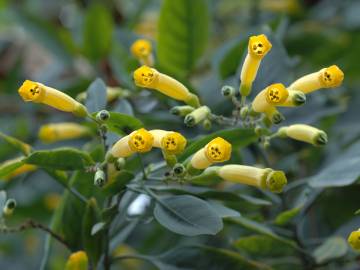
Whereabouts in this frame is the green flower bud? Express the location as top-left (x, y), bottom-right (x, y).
top-left (221, 85), bottom-right (235, 97)
top-left (115, 158), bottom-right (126, 171)
top-left (184, 106), bottom-right (210, 127)
top-left (170, 105), bottom-right (195, 116)
top-left (94, 170), bottom-right (106, 187)
top-left (265, 170), bottom-right (287, 193)
top-left (96, 110), bottom-right (110, 122)
top-left (172, 163), bottom-right (186, 176)
top-left (202, 119), bottom-right (212, 130)
top-left (240, 106), bottom-right (249, 119)
top-left (3, 198), bottom-right (16, 216)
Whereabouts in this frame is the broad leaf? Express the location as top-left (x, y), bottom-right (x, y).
top-left (106, 112), bottom-right (143, 136)
top-left (0, 132), bottom-right (31, 156)
top-left (24, 148), bottom-right (94, 170)
top-left (85, 78), bottom-right (107, 113)
top-left (153, 195), bottom-right (223, 236)
top-left (157, 0), bottom-right (210, 78)
top-left (103, 170), bottom-right (134, 197)
top-left (274, 206), bottom-right (302, 226)
top-left (313, 236), bottom-right (348, 264)
top-left (179, 128), bottom-right (257, 161)
top-left (208, 201), bottom-right (240, 218)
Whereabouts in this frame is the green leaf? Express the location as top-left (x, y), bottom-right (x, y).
top-left (44, 169), bottom-right (69, 187)
top-left (153, 195), bottom-right (223, 236)
top-left (85, 78), bottom-right (107, 113)
top-left (105, 112), bottom-right (143, 135)
top-left (83, 3), bottom-right (114, 60)
top-left (313, 236), bottom-right (348, 264)
top-left (233, 235), bottom-right (294, 257)
top-left (355, 208), bottom-right (360, 215)
top-left (103, 170), bottom-right (134, 197)
top-left (208, 201), bottom-right (240, 218)
top-left (24, 148), bottom-right (94, 170)
top-left (0, 190), bottom-right (6, 217)
top-left (91, 222), bottom-right (106, 236)
top-left (157, 0), bottom-right (210, 78)
top-left (274, 206), bottom-right (302, 226)
top-left (0, 132), bottom-right (31, 155)
top-left (309, 141), bottom-right (360, 188)
top-left (160, 245), bottom-right (272, 270)
top-left (179, 128), bottom-right (257, 161)
top-left (0, 158), bottom-right (24, 179)
top-left (82, 198), bottom-right (103, 267)
top-left (228, 216), bottom-right (298, 249)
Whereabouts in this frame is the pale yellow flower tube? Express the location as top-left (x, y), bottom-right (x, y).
top-left (130, 39), bottom-right (154, 66)
top-left (278, 124), bottom-right (328, 146)
top-left (149, 130), bottom-right (187, 155)
top-left (38, 123), bottom-right (91, 143)
top-left (348, 229), bottom-right (360, 251)
top-left (18, 80), bottom-right (88, 117)
top-left (216, 164), bottom-right (287, 193)
top-left (110, 128), bottom-right (154, 158)
top-left (240, 34), bottom-right (272, 96)
top-left (133, 66), bottom-right (200, 107)
top-left (190, 137), bottom-right (232, 170)
top-left (65, 251), bottom-right (88, 270)
top-left (289, 65), bottom-right (344, 94)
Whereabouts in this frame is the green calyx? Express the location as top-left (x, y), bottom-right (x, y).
top-left (292, 92), bottom-right (306, 106)
top-left (314, 131), bottom-right (328, 146)
top-left (265, 170), bottom-right (287, 193)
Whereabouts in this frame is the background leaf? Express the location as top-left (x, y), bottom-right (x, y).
top-left (105, 112), bottom-right (144, 136)
top-left (85, 78), bottom-right (107, 113)
top-left (313, 236), bottom-right (348, 264)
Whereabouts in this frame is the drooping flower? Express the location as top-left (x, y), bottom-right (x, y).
top-left (278, 124), bottom-right (328, 146)
top-left (130, 39), bottom-right (154, 66)
top-left (110, 128), bottom-right (154, 158)
top-left (133, 66), bottom-right (200, 107)
top-left (38, 123), bottom-right (91, 143)
top-left (289, 65), bottom-right (344, 94)
top-left (18, 80), bottom-right (88, 117)
top-left (150, 130), bottom-right (187, 155)
top-left (190, 137), bottom-right (232, 169)
top-left (240, 34), bottom-right (272, 96)
top-left (65, 251), bottom-right (89, 270)
top-left (215, 165), bottom-right (287, 193)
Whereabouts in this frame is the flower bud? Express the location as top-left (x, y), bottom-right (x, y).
top-left (216, 165), bottom-right (287, 193)
top-left (240, 34), bottom-right (272, 96)
top-left (170, 105), bottom-right (195, 116)
top-left (289, 65), bottom-right (344, 94)
top-left (18, 80), bottom-right (88, 117)
top-left (190, 137), bottom-right (232, 169)
top-left (130, 39), bottom-right (154, 66)
top-left (202, 119), bottom-right (212, 130)
top-left (3, 198), bottom-right (17, 216)
top-left (65, 251), bottom-right (89, 270)
top-left (221, 85), bottom-right (235, 97)
top-left (110, 128), bottom-right (154, 158)
top-left (115, 158), bottom-right (126, 171)
top-left (348, 229), bottom-right (360, 251)
top-left (279, 124), bottom-right (328, 146)
top-left (96, 110), bottom-right (110, 122)
top-left (38, 123), bottom-right (90, 144)
top-left (150, 130), bottom-right (187, 155)
top-left (94, 169), bottom-right (106, 187)
top-left (133, 66), bottom-right (200, 107)
top-left (240, 106), bottom-right (249, 119)
top-left (184, 106), bottom-right (210, 127)
top-left (172, 163), bottom-right (186, 176)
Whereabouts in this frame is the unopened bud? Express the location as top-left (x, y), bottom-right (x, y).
top-left (94, 170), bottom-right (106, 187)
top-left (96, 110), bottom-right (110, 122)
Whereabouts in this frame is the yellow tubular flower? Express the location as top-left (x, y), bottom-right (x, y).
top-left (65, 251), bottom-right (88, 270)
top-left (150, 130), bottom-right (187, 155)
top-left (133, 66), bottom-right (200, 107)
top-left (38, 123), bottom-right (90, 143)
top-left (240, 34), bottom-right (272, 96)
top-left (190, 137), bottom-right (232, 170)
top-left (110, 128), bottom-right (154, 158)
top-left (130, 39), bottom-right (154, 66)
top-left (278, 124), bottom-right (328, 146)
top-left (216, 165), bottom-right (287, 193)
top-left (18, 80), bottom-right (88, 117)
top-left (348, 229), bottom-right (360, 251)
top-left (277, 90), bottom-right (306, 107)
top-left (289, 65), bottom-right (344, 94)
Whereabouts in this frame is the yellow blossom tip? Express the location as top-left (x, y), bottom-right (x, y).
top-left (128, 128), bottom-right (154, 153)
top-left (205, 137), bottom-right (232, 163)
top-left (161, 132), bottom-right (187, 155)
top-left (18, 80), bottom-right (43, 102)
top-left (248, 34), bottom-right (272, 58)
top-left (265, 170), bottom-right (287, 193)
top-left (130, 39), bottom-right (152, 58)
top-left (65, 251), bottom-right (88, 270)
top-left (320, 65), bottom-right (344, 88)
top-left (348, 230), bottom-right (360, 251)
top-left (265, 83), bottom-right (289, 105)
top-left (133, 65), bottom-right (158, 87)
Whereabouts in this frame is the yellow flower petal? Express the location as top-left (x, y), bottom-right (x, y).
top-left (18, 80), bottom-right (88, 117)
top-left (65, 251), bottom-right (88, 270)
top-left (38, 123), bottom-right (90, 143)
top-left (348, 230), bottom-right (360, 251)
top-left (265, 83), bottom-right (289, 105)
top-left (130, 39), bottom-right (154, 66)
top-left (128, 128), bottom-right (154, 153)
top-left (248, 34), bottom-right (272, 58)
top-left (150, 130), bottom-right (187, 155)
